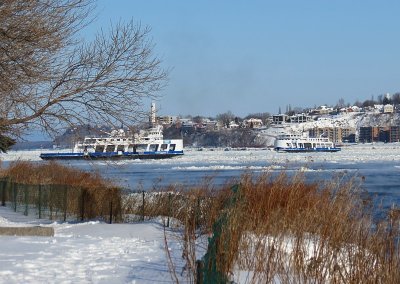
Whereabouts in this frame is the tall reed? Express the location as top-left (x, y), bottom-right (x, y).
top-left (168, 171), bottom-right (400, 283)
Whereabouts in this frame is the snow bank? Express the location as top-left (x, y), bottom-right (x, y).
top-left (0, 206), bottom-right (186, 283)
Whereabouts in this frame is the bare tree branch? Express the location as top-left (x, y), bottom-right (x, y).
top-left (0, 0), bottom-right (168, 140)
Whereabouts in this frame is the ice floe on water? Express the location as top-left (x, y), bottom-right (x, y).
top-left (2, 143), bottom-right (400, 165)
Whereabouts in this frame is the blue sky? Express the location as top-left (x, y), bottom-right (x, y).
top-left (24, 1), bottom-right (400, 140)
top-left (81, 0), bottom-right (400, 116)
top-left (87, 0), bottom-right (400, 117)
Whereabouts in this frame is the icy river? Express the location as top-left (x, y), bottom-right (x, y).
top-left (2, 143), bottom-right (400, 212)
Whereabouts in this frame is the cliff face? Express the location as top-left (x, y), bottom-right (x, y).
top-left (180, 129), bottom-right (264, 148)
top-left (356, 113), bottom-right (400, 127)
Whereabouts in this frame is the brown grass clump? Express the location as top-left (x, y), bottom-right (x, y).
top-left (1, 160), bottom-right (109, 188)
top-left (1, 161), bottom-right (122, 222)
top-left (167, 171), bottom-right (400, 283)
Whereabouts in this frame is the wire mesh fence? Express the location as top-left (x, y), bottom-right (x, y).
top-left (0, 178), bottom-right (122, 223)
top-left (0, 177), bottom-right (211, 230)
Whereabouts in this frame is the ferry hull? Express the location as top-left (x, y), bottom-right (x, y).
top-left (275, 147), bottom-right (341, 153)
top-left (40, 151), bottom-right (184, 160)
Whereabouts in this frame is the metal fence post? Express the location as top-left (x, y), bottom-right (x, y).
top-left (142, 190), bottom-right (145, 221)
top-left (13, 182), bottom-right (17, 212)
top-left (196, 197), bottom-right (201, 228)
top-left (80, 188), bottom-right (85, 221)
top-left (38, 184), bottom-right (42, 219)
top-left (63, 185), bottom-right (67, 222)
top-left (167, 193), bottom-right (171, 227)
top-left (24, 184), bottom-right (28, 216)
top-left (196, 260), bottom-right (204, 284)
top-left (109, 200), bottom-right (113, 224)
top-left (1, 179), bottom-right (6, 206)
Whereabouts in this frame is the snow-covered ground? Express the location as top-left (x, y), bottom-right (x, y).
top-left (0, 206), bottom-right (189, 283)
top-left (1, 143), bottom-right (400, 283)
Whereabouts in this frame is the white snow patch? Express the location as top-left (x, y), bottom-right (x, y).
top-left (0, 206), bottom-right (187, 283)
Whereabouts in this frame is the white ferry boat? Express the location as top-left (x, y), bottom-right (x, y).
top-left (40, 125), bottom-right (184, 160)
top-left (274, 133), bottom-right (341, 153)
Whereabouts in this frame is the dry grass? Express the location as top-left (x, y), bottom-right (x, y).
top-left (1, 160), bottom-right (110, 187)
top-left (137, 171), bottom-right (400, 283)
top-left (6, 161), bottom-right (397, 282)
top-left (1, 161), bottom-right (122, 221)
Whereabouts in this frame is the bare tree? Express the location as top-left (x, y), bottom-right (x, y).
top-left (0, 0), bottom-right (168, 150)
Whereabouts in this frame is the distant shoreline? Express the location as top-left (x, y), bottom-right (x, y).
top-left (11, 141), bottom-right (53, 151)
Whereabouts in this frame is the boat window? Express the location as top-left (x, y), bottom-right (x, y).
top-left (95, 145), bottom-right (105, 152)
top-left (160, 144), bottom-right (168, 151)
top-left (128, 144), bottom-right (135, 152)
top-left (106, 145), bottom-right (115, 152)
top-left (135, 144), bottom-right (147, 152)
top-left (117, 145), bottom-right (125, 152)
top-left (169, 144), bottom-right (176, 151)
top-left (149, 144), bottom-right (159, 152)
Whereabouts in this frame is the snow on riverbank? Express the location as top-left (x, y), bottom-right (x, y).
top-left (0, 206), bottom-right (187, 283)
top-left (1, 144), bottom-right (400, 283)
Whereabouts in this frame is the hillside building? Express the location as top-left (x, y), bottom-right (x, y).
top-left (309, 127), bottom-right (356, 144)
top-left (358, 126), bottom-right (393, 143)
top-left (311, 105), bottom-right (334, 115)
top-left (383, 104), bottom-right (394, 113)
top-left (359, 127), bottom-right (378, 143)
top-left (288, 114), bottom-right (313, 123)
top-left (228, 121), bottom-right (240, 129)
top-left (390, 126), bottom-right (400, 142)
top-left (243, 118), bottom-right (263, 128)
top-left (272, 114), bottom-right (288, 125)
top-left (157, 116), bottom-right (175, 125)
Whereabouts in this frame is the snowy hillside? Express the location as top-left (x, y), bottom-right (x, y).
top-left (260, 112), bottom-right (400, 146)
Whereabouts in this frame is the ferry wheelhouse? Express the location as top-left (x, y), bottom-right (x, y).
top-left (274, 133), bottom-right (341, 153)
top-left (40, 125), bottom-right (184, 160)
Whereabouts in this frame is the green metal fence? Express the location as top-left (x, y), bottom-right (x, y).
top-left (1, 177), bottom-right (241, 282)
top-left (197, 184), bottom-right (241, 284)
top-left (0, 178), bottom-right (121, 223)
